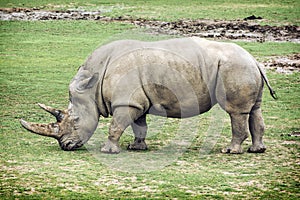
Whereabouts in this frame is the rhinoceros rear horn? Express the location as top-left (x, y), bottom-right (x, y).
top-left (20, 119), bottom-right (60, 139)
top-left (38, 103), bottom-right (65, 122)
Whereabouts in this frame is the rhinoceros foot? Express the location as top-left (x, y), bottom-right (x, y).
top-left (127, 138), bottom-right (148, 151)
top-left (221, 145), bottom-right (243, 154)
top-left (101, 139), bottom-right (121, 154)
top-left (247, 144), bottom-right (266, 153)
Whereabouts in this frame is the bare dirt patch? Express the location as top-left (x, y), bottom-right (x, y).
top-left (0, 7), bottom-right (102, 21)
top-left (264, 54), bottom-right (300, 73)
top-left (1, 8), bottom-right (299, 43)
top-left (1, 8), bottom-right (299, 73)
top-left (134, 19), bottom-right (300, 43)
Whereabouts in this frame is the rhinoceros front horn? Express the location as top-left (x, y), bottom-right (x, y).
top-left (20, 103), bottom-right (65, 139)
top-left (20, 119), bottom-right (60, 139)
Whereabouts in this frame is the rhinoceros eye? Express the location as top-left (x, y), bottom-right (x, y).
top-left (73, 115), bottom-right (79, 122)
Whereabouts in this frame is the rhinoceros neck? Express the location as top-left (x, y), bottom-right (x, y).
top-left (95, 57), bottom-right (111, 118)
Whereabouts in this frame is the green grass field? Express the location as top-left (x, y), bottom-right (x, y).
top-left (1, 1), bottom-right (299, 199)
top-left (1, 0), bottom-right (299, 24)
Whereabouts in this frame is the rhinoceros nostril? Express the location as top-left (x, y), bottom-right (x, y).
top-left (60, 142), bottom-right (72, 151)
top-left (65, 141), bottom-right (72, 147)
top-left (59, 138), bottom-right (71, 151)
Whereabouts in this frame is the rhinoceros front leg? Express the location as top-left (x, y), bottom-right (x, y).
top-left (101, 107), bottom-right (144, 154)
top-left (128, 114), bottom-right (148, 151)
top-left (222, 113), bottom-right (250, 154)
top-left (100, 117), bottom-right (124, 154)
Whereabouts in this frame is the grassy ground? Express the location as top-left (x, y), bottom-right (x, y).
top-left (0, 0), bottom-right (299, 25)
top-left (1, 1), bottom-right (300, 199)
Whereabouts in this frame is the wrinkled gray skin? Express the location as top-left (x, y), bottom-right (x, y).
top-left (21, 37), bottom-right (276, 154)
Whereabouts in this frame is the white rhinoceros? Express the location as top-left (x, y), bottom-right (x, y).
top-left (21, 37), bottom-right (276, 154)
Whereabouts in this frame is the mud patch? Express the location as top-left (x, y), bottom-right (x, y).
top-left (135, 19), bottom-right (300, 43)
top-left (264, 54), bottom-right (300, 74)
top-left (0, 7), bottom-right (102, 21)
top-left (1, 8), bottom-right (299, 73)
top-left (1, 8), bottom-right (299, 43)
top-left (288, 131), bottom-right (300, 137)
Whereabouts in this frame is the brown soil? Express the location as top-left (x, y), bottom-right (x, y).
top-left (264, 54), bottom-right (300, 73)
top-left (1, 8), bottom-right (299, 73)
top-left (134, 19), bottom-right (300, 43)
top-left (1, 8), bottom-right (299, 43)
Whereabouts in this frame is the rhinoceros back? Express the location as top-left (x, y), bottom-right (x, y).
top-left (102, 38), bottom-right (217, 118)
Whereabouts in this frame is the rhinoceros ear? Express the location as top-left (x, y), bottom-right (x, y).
top-left (77, 73), bottom-right (99, 91)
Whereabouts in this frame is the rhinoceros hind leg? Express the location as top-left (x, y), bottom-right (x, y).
top-left (248, 105), bottom-right (266, 153)
top-left (128, 115), bottom-right (148, 151)
top-left (221, 113), bottom-right (250, 154)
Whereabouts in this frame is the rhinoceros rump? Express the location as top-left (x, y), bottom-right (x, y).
top-left (20, 37), bottom-right (276, 154)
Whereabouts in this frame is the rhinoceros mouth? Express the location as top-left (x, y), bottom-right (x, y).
top-left (59, 140), bottom-right (83, 151)
top-left (58, 134), bottom-right (83, 151)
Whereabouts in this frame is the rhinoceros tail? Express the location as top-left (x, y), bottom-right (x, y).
top-left (256, 62), bottom-right (278, 99)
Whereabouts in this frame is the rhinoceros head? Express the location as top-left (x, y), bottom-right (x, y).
top-left (20, 69), bottom-right (100, 151)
